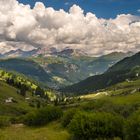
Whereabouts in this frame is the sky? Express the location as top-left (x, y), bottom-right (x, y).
top-left (0, 0), bottom-right (140, 56)
top-left (18, 0), bottom-right (140, 19)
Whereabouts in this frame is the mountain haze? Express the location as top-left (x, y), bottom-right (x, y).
top-left (61, 52), bottom-right (140, 94)
top-left (0, 51), bottom-right (134, 88)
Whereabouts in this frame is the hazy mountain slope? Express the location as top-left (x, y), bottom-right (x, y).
top-left (0, 58), bottom-right (51, 85)
top-left (33, 51), bottom-right (133, 87)
top-left (107, 52), bottom-right (140, 72)
top-left (61, 52), bottom-right (140, 95)
top-left (0, 51), bottom-right (133, 88)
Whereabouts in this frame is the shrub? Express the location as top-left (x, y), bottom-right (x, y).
top-left (68, 112), bottom-right (124, 140)
top-left (0, 116), bottom-right (10, 128)
top-left (61, 108), bottom-right (79, 127)
top-left (24, 106), bottom-right (63, 126)
top-left (10, 116), bottom-right (25, 124)
top-left (125, 110), bottom-right (140, 140)
top-left (81, 100), bottom-right (139, 118)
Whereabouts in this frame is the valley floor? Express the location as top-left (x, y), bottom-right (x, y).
top-left (0, 122), bottom-right (70, 140)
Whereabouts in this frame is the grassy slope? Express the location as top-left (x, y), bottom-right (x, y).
top-left (0, 122), bottom-right (70, 140)
top-left (0, 81), bottom-right (33, 116)
top-left (80, 79), bottom-right (140, 99)
top-left (0, 79), bottom-right (69, 140)
top-left (0, 78), bottom-right (140, 140)
top-left (104, 79), bottom-right (140, 105)
top-left (62, 78), bottom-right (140, 109)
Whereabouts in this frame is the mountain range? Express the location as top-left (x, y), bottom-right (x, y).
top-left (61, 52), bottom-right (140, 95)
top-left (0, 50), bottom-right (133, 88)
top-left (0, 49), bottom-right (39, 58)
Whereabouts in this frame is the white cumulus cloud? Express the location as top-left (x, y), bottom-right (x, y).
top-left (137, 9), bottom-right (140, 13)
top-left (0, 0), bottom-right (139, 56)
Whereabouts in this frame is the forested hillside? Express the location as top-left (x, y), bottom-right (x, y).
top-left (61, 52), bottom-right (140, 94)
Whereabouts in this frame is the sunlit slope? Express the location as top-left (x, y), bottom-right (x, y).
top-left (0, 58), bottom-right (51, 85)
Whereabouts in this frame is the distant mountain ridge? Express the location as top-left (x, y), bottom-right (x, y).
top-left (2, 49), bottom-right (39, 58)
top-left (33, 51), bottom-right (133, 87)
top-left (0, 45), bottom-right (134, 58)
top-left (61, 52), bottom-right (140, 95)
top-left (51, 48), bottom-right (88, 57)
top-left (99, 51), bottom-right (133, 60)
top-left (0, 51), bottom-right (134, 89)
top-left (107, 52), bottom-right (140, 72)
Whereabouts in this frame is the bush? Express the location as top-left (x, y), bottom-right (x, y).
top-left (10, 116), bottom-right (24, 124)
top-left (61, 108), bottom-right (79, 127)
top-left (81, 100), bottom-right (139, 118)
top-left (0, 116), bottom-right (10, 128)
top-left (24, 106), bottom-right (63, 126)
top-left (125, 110), bottom-right (140, 140)
top-left (68, 112), bottom-right (124, 140)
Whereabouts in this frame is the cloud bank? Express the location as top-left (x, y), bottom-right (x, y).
top-left (0, 0), bottom-right (140, 56)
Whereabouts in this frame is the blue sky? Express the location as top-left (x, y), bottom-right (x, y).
top-left (18, 0), bottom-right (140, 18)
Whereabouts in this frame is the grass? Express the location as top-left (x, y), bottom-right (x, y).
top-left (0, 76), bottom-right (139, 140)
top-left (101, 79), bottom-right (140, 105)
top-left (0, 122), bottom-right (70, 140)
top-left (106, 92), bottom-right (140, 105)
top-left (62, 78), bottom-right (140, 109)
top-left (0, 80), bottom-right (70, 140)
top-left (79, 79), bottom-right (140, 100)
top-left (0, 81), bottom-right (34, 116)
